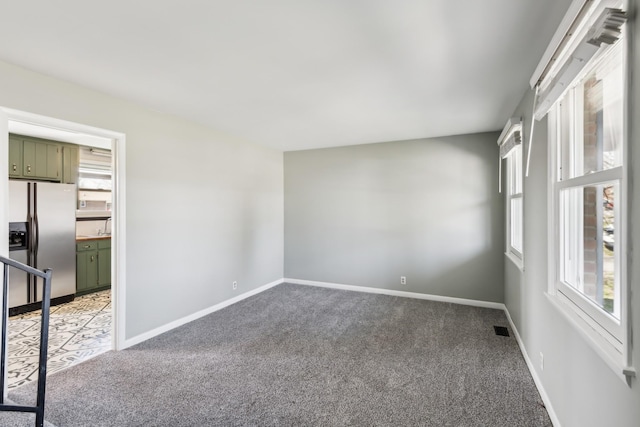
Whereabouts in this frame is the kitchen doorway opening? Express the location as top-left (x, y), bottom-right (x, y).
top-left (0, 108), bottom-right (126, 393)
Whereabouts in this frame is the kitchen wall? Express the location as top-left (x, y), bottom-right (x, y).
top-left (0, 60), bottom-right (284, 340)
top-left (76, 220), bottom-right (111, 237)
top-left (502, 16), bottom-right (640, 426)
top-left (284, 133), bottom-right (505, 303)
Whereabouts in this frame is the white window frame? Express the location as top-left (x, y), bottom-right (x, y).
top-left (506, 144), bottom-right (523, 267)
top-left (546, 33), bottom-right (633, 382)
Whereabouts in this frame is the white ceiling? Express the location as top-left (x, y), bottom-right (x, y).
top-left (0, 0), bottom-right (573, 151)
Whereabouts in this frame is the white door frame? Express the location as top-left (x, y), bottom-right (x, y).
top-left (0, 107), bottom-right (127, 354)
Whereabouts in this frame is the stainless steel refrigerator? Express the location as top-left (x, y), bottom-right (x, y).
top-left (8, 181), bottom-right (76, 311)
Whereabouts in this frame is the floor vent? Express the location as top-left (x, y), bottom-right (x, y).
top-left (494, 326), bottom-right (510, 337)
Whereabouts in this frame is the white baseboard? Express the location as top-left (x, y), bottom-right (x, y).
top-left (122, 278), bottom-right (284, 349)
top-left (284, 278), bottom-right (505, 310)
top-left (503, 308), bottom-right (561, 427)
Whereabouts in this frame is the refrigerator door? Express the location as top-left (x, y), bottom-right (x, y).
top-left (32, 182), bottom-right (77, 302)
top-left (7, 249), bottom-right (29, 308)
top-left (8, 181), bottom-right (28, 222)
top-left (8, 181), bottom-right (30, 308)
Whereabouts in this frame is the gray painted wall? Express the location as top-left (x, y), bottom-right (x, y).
top-left (0, 60), bottom-right (284, 340)
top-left (284, 134), bottom-right (505, 303)
top-left (503, 4), bottom-right (640, 422)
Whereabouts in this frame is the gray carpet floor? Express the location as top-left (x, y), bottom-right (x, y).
top-left (5, 283), bottom-right (551, 426)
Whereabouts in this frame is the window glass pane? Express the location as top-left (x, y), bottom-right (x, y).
top-left (557, 98), bottom-right (573, 182)
top-left (558, 43), bottom-right (624, 180)
top-left (510, 197), bottom-right (523, 253)
top-left (559, 183), bottom-right (618, 319)
top-left (507, 145), bottom-right (522, 195)
top-left (513, 146), bottom-right (522, 194)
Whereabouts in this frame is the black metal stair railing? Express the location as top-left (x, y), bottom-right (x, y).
top-left (0, 255), bottom-right (53, 427)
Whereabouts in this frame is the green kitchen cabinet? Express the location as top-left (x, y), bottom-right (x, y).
top-left (10, 135), bottom-right (62, 181)
top-left (97, 240), bottom-right (111, 286)
top-left (76, 239), bottom-right (111, 295)
top-left (8, 136), bottom-right (22, 177)
top-left (76, 248), bottom-right (98, 294)
top-left (62, 144), bottom-right (79, 184)
top-left (8, 134), bottom-right (83, 183)
top-left (22, 139), bottom-right (60, 180)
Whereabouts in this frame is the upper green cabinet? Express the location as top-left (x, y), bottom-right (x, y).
top-left (8, 136), bottom-right (22, 177)
top-left (62, 145), bottom-right (79, 184)
top-left (22, 139), bottom-right (60, 180)
top-left (8, 134), bottom-right (79, 184)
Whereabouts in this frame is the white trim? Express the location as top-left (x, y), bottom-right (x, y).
top-left (122, 278), bottom-right (284, 349)
top-left (284, 278), bottom-right (504, 310)
top-left (2, 108), bottom-right (120, 141)
top-left (503, 308), bottom-right (562, 427)
top-left (620, 4), bottom-right (631, 371)
top-left (505, 252), bottom-right (525, 272)
top-left (555, 166), bottom-right (622, 189)
top-left (112, 135), bottom-right (127, 351)
top-left (0, 109), bottom-right (7, 401)
top-left (557, 279), bottom-right (623, 346)
top-left (548, 108), bottom-right (560, 296)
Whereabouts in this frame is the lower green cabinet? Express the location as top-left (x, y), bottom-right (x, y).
top-left (97, 240), bottom-right (111, 286)
top-left (76, 239), bottom-right (111, 295)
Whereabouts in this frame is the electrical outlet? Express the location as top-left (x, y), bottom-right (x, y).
top-left (540, 352), bottom-right (544, 371)
top-left (233, 281), bottom-right (237, 290)
top-left (400, 276), bottom-right (406, 285)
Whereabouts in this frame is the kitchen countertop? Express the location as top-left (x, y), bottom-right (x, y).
top-left (76, 235), bottom-right (112, 242)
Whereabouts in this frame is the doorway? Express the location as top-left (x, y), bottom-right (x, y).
top-left (0, 108), bottom-right (126, 392)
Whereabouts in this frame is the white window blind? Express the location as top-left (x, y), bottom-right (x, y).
top-left (497, 118), bottom-right (522, 193)
top-left (530, 0), bottom-right (626, 121)
top-left (525, 0), bottom-right (626, 177)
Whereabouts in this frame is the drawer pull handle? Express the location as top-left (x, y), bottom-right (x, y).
top-left (84, 245), bottom-right (91, 249)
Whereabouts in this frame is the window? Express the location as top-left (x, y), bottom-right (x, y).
top-left (549, 36), bottom-right (628, 362)
top-left (507, 145), bottom-right (523, 260)
top-left (499, 118), bottom-right (524, 267)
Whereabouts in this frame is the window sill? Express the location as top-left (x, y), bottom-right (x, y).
top-left (544, 292), bottom-right (635, 385)
top-left (505, 252), bottom-right (524, 272)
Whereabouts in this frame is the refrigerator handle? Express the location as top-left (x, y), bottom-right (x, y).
top-left (32, 182), bottom-right (40, 302)
top-left (27, 182), bottom-right (35, 303)
top-left (26, 183), bottom-right (33, 266)
top-left (34, 183), bottom-right (40, 266)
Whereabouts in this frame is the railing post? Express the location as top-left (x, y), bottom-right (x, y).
top-left (0, 256), bottom-right (53, 427)
top-left (1, 263), bottom-right (9, 403)
top-left (34, 268), bottom-right (52, 427)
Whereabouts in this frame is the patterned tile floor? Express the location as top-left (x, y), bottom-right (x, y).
top-left (6, 290), bottom-right (112, 389)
